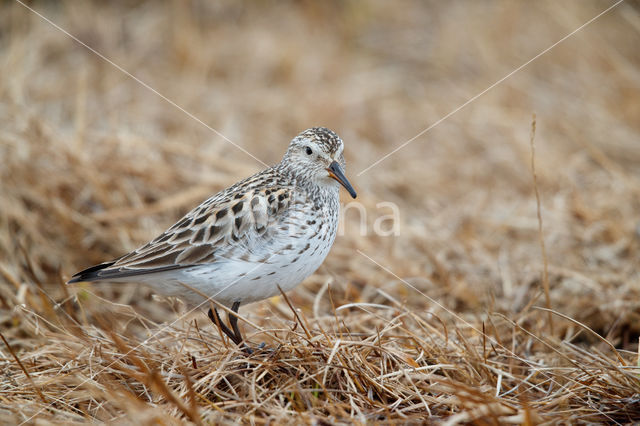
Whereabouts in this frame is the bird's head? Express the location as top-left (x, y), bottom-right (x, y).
top-left (283, 127), bottom-right (357, 199)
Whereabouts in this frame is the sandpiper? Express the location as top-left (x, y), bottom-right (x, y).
top-left (68, 127), bottom-right (356, 347)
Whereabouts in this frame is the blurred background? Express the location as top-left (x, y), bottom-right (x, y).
top-left (2, 0), bottom-right (640, 347)
top-left (1, 0), bottom-right (639, 421)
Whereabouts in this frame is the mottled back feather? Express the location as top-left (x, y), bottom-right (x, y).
top-left (73, 171), bottom-right (296, 282)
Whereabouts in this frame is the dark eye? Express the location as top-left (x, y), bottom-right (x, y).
top-left (305, 147), bottom-right (313, 155)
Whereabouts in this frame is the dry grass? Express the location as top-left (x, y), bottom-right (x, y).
top-left (2, 0), bottom-right (640, 424)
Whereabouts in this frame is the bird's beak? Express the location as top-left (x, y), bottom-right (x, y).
top-left (327, 161), bottom-right (357, 199)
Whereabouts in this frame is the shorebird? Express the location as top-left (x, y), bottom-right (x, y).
top-left (68, 127), bottom-right (356, 348)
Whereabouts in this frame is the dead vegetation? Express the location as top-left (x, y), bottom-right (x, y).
top-left (1, 1), bottom-right (640, 424)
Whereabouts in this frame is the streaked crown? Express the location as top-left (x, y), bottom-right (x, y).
top-left (287, 127), bottom-right (344, 158)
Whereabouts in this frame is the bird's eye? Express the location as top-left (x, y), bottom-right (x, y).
top-left (305, 147), bottom-right (313, 155)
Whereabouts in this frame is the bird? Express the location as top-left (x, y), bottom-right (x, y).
top-left (68, 127), bottom-right (357, 349)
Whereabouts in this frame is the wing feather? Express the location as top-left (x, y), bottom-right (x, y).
top-left (70, 172), bottom-right (295, 282)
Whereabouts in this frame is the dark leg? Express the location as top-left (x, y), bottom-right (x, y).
top-left (228, 301), bottom-right (243, 344)
top-left (208, 307), bottom-right (242, 345)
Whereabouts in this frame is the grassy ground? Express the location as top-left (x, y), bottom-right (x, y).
top-left (1, 0), bottom-right (640, 423)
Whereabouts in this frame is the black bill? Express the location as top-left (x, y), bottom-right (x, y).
top-left (327, 161), bottom-right (357, 199)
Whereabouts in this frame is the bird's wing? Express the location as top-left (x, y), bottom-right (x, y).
top-left (69, 175), bottom-right (296, 283)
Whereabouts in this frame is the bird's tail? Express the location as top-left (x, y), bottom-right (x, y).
top-left (67, 261), bottom-right (116, 284)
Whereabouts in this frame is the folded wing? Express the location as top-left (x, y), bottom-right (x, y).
top-left (68, 182), bottom-right (293, 283)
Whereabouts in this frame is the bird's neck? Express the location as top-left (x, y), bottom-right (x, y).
top-left (273, 162), bottom-right (339, 208)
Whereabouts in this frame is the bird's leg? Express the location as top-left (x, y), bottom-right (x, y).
top-left (208, 307), bottom-right (242, 345)
top-left (228, 301), bottom-right (243, 345)
top-left (208, 302), bottom-right (254, 354)
top-left (229, 302), bottom-right (257, 354)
